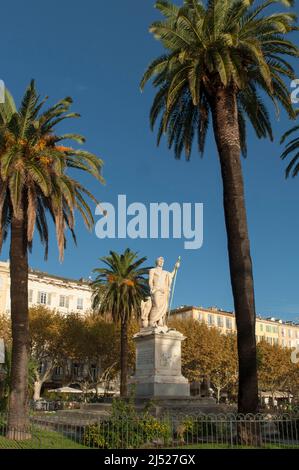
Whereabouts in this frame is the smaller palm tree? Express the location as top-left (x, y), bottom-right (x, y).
top-left (280, 114), bottom-right (299, 177)
top-left (92, 249), bottom-right (150, 397)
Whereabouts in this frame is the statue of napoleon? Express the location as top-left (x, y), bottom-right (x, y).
top-left (141, 256), bottom-right (180, 329)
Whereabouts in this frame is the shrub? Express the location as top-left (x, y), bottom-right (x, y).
top-left (82, 423), bottom-right (106, 448)
top-left (181, 415), bottom-right (230, 444)
top-left (82, 397), bottom-right (171, 449)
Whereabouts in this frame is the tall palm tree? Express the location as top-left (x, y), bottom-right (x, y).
top-left (280, 114), bottom-right (299, 176)
top-left (141, 0), bottom-right (298, 413)
top-left (0, 81), bottom-right (104, 436)
top-left (91, 249), bottom-right (150, 397)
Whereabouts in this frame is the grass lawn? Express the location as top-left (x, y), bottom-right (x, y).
top-left (0, 429), bottom-right (88, 449)
top-left (177, 443), bottom-right (299, 449)
top-left (1, 428), bottom-right (298, 450)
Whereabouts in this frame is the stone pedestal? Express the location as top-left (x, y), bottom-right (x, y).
top-left (130, 326), bottom-right (190, 398)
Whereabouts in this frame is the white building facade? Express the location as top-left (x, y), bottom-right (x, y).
top-left (0, 260), bottom-right (92, 315)
top-left (171, 305), bottom-right (299, 349)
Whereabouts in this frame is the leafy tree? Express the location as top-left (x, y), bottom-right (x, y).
top-left (169, 318), bottom-right (221, 382)
top-left (0, 82), bottom-right (104, 436)
top-left (170, 318), bottom-right (237, 401)
top-left (0, 344), bottom-right (11, 412)
top-left (122, 319), bottom-right (140, 376)
top-left (60, 312), bottom-right (119, 396)
top-left (286, 359), bottom-right (299, 403)
top-left (141, 0), bottom-right (298, 413)
top-left (1, 309), bottom-right (135, 402)
top-left (29, 306), bottom-right (64, 401)
top-left (0, 345), bottom-right (36, 412)
top-left (84, 314), bottom-right (120, 392)
top-left (91, 249), bottom-right (150, 397)
top-left (257, 340), bottom-right (295, 403)
top-left (0, 313), bottom-right (11, 345)
top-left (211, 334), bottom-right (238, 403)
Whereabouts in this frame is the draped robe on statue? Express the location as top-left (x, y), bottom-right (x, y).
top-left (148, 267), bottom-right (175, 327)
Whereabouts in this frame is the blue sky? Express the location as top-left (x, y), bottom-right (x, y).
top-left (1, 0), bottom-right (299, 321)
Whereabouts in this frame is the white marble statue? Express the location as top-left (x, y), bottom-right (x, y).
top-left (141, 297), bottom-right (152, 328)
top-left (142, 256), bottom-right (180, 328)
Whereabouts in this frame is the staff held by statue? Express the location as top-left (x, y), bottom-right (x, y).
top-left (167, 256), bottom-right (181, 322)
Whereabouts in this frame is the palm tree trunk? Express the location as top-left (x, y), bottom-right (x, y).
top-left (7, 215), bottom-right (30, 439)
top-left (120, 321), bottom-right (128, 397)
top-left (210, 85), bottom-right (259, 414)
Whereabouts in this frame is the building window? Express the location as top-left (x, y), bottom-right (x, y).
top-left (260, 324), bottom-right (263, 332)
top-left (281, 328), bottom-right (285, 337)
top-left (226, 318), bottom-right (232, 330)
top-left (273, 338), bottom-right (278, 346)
top-left (208, 314), bottom-right (214, 326)
top-left (281, 339), bottom-right (285, 347)
top-left (59, 296), bottom-right (69, 308)
top-left (91, 365), bottom-right (97, 381)
top-left (73, 363), bottom-right (82, 378)
top-left (29, 289), bottom-right (33, 303)
top-left (38, 291), bottom-right (51, 306)
top-left (38, 291), bottom-right (47, 305)
top-left (288, 330), bottom-right (292, 338)
top-left (266, 325), bottom-right (271, 333)
top-left (54, 366), bottom-right (63, 376)
top-left (77, 298), bottom-right (83, 310)
top-left (217, 316), bottom-right (224, 328)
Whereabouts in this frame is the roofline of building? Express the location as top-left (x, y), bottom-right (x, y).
top-left (0, 260), bottom-right (91, 287)
top-left (171, 305), bottom-right (234, 316)
top-left (29, 269), bottom-right (91, 287)
top-left (171, 305), bottom-right (299, 327)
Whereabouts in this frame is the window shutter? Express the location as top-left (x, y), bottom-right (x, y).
top-left (47, 293), bottom-right (51, 306)
top-left (66, 297), bottom-right (69, 309)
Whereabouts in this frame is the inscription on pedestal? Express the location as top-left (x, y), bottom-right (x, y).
top-left (137, 348), bottom-right (153, 368)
